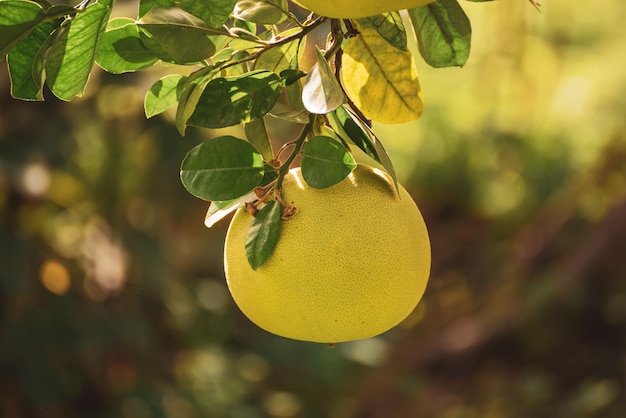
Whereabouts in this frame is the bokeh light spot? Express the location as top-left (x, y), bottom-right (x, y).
top-left (39, 259), bottom-right (71, 295)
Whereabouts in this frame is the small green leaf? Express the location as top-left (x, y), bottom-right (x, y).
top-left (7, 19), bottom-right (59, 100)
top-left (254, 27), bottom-right (302, 74)
top-left (244, 118), bottom-right (274, 162)
top-left (145, 74), bottom-right (187, 118)
top-left (96, 18), bottom-right (159, 73)
top-left (301, 135), bottom-right (356, 189)
top-left (233, 0), bottom-right (287, 25)
top-left (171, 0), bottom-right (237, 28)
top-left (188, 70), bottom-right (283, 129)
top-left (137, 6), bottom-right (228, 64)
top-left (0, 0), bottom-right (46, 59)
top-left (245, 199), bottom-right (283, 270)
top-left (301, 47), bottom-right (346, 114)
top-left (180, 136), bottom-right (265, 201)
top-left (45, 0), bottom-right (113, 100)
top-left (357, 12), bottom-right (407, 51)
top-left (175, 66), bottom-right (217, 135)
top-left (409, 0), bottom-right (471, 68)
top-left (329, 105), bottom-right (398, 191)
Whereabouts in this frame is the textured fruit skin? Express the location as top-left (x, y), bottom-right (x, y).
top-left (224, 165), bottom-right (431, 343)
top-left (292, 0), bottom-right (436, 19)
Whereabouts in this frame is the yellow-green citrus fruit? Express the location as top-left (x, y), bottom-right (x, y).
top-left (292, 0), bottom-right (436, 19)
top-left (224, 165), bottom-right (431, 343)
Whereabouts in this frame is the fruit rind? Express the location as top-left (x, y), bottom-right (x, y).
top-left (224, 165), bottom-right (431, 343)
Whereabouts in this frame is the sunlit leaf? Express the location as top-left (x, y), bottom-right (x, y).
top-left (0, 0), bottom-right (46, 60)
top-left (254, 27), bottom-right (302, 74)
top-left (7, 19), bottom-right (59, 100)
top-left (96, 18), bottom-right (159, 74)
top-left (180, 136), bottom-right (265, 201)
top-left (233, 0), bottom-right (287, 25)
top-left (204, 191), bottom-right (256, 228)
top-left (175, 66), bottom-right (217, 135)
top-left (340, 25), bottom-right (423, 124)
top-left (409, 0), bottom-right (471, 68)
top-left (144, 74), bottom-right (187, 118)
top-left (171, 0), bottom-right (237, 28)
top-left (187, 70), bottom-right (283, 129)
top-left (245, 199), bottom-right (282, 270)
top-left (45, 0), bottom-right (113, 101)
top-left (302, 47), bottom-right (346, 114)
top-left (301, 135), bottom-right (356, 189)
top-left (356, 12), bottom-right (407, 51)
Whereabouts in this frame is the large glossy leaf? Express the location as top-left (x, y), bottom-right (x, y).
top-left (0, 0), bottom-right (46, 59)
top-left (137, 6), bottom-right (228, 64)
top-left (302, 47), bottom-right (346, 114)
top-left (409, 0), bottom-right (471, 68)
top-left (245, 199), bottom-right (283, 270)
top-left (144, 74), bottom-right (187, 118)
top-left (187, 70), bottom-right (283, 129)
top-left (171, 0), bottom-right (237, 28)
top-left (180, 136), bottom-right (265, 201)
top-left (301, 135), bottom-right (356, 189)
top-left (45, 0), bottom-right (113, 101)
top-left (340, 25), bottom-right (423, 124)
top-left (96, 17), bottom-right (158, 73)
top-left (7, 19), bottom-right (59, 100)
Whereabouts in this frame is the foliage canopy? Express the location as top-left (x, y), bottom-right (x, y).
top-left (1, 0), bottom-right (522, 267)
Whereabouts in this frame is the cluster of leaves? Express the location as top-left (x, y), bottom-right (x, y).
top-left (2, 0), bottom-right (483, 268)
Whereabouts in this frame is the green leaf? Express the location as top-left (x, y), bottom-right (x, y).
top-left (302, 47), bottom-right (346, 114)
top-left (244, 118), bottom-right (274, 162)
top-left (409, 0), bottom-right (471, 68)
top-left (356, 12), bottom-right (407, 51)
top-left (245, 199), bottom-right (282, 270)
top-left (0, 0), bottom-right (46, 60)
top-left (45, 4), bottom-right (78, 19)
top-left (175, 66), bottom-right (217, 135)
top-left (137, 6), bottom-right (228, 64)
top-left (233, 0), bottom-right (287, 25)
top-left (7, 19), bottom-right (59, 100)
top-left (254, 27), bottom-right (302, 74)
top-left (329, 105), bottom-right (398, 191)
top-left (144, 74), bottom-right (187, 118)
top-left (45, 0), bottom-right (113, 101)
top-left (180, 135), bottom-right (265, 201)
top-left (301, 135), bottom-right (356, 189)
top-left (95, 18), bottom-right (158, 73)
top-left (139, 0), bottom-right (171, 18)
top-left (188, 70), bottom-right (283, 129)
top-left (171, 0), bottom-right (237, 28)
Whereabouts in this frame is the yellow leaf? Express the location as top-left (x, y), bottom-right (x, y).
top-left (340, 27), bottom-right (423, 124)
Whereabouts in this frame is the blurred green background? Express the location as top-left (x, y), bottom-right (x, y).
top-left (2, 1), bottom-right (626, 417)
